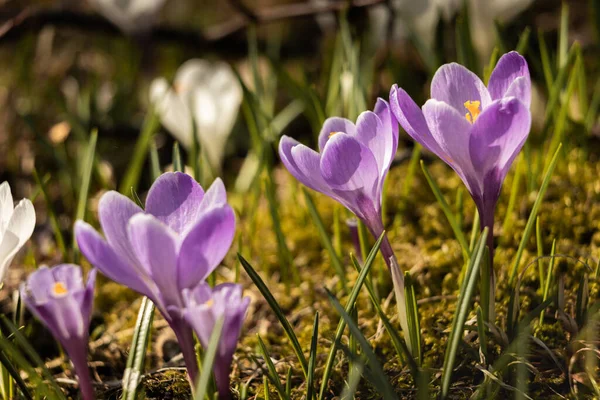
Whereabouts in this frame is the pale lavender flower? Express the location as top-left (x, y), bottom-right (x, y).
top-left (390, 51), bottom-right (532, 256)
top-left (278, 98), bottom-right (398, 268)
top-left (74, 172), bottom-right (236, 384)
top-left (182, 283), bottom-right (249, 399)
top-left (21, 264), bottom-right (96, 400)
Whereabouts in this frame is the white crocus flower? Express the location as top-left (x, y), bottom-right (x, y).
top-left (149, 59), bottom-right (243, 173)
top-left (89, 0), bottom-right (166, 34)
top-left (0, 182), bottom-right (35, 282)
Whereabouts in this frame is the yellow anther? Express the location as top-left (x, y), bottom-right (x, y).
top-left (52, 282), bottom-right (68, 296)
top-left (464, 100), bottom-right (481, 124)
top-left (329, 131), bottom-right (339, 139)
top-left (204, 298), bottom-right (214, 307)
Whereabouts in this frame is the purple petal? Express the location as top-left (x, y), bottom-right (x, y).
top-left (98, 191), bottom-right (143, 269)
top-left (279, 136), bottom-right (332, 195)
top-left (320, 133), bottom-right (380, 218)
top-left (430, 63), bottom-right (491, 113)
top-left (200, 178), bottom-right (228, 211)
top-left (422, 99), bottom-right (481, 196)
top-left (75, 221), bottom-right (156, 300)
top-left (81, 268), bottom-right (97, 326)
top-left (469, 97), bottom-right (531, 201)
top-left (320, 134), bottom-right (379, 193)
top-left (51, 264), bottom-right (84, 292)
top-left (389, 85), bottom-right (448, 159)
top-left (353, 98), bottom-right (398, 182)
top-left (145, 172), bottom-right (205, 234)
top-left (177, 205), bottom-right (236, 290)
top-left (488, 51), bottom-right (531, 106)
top-left (128, 214), bottom-right (181, 308)
top-left (318, 117), bottom-right (356, 152)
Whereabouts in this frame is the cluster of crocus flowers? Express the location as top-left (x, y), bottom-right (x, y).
top-left (0, 181), bottom-right (36, 282)
top-left (278, 98), bottom-right (418, 352)
top-left (75, 172), bottom-right (240, 387)
top-left (390, 51), bottom-right (531, 259)
top-left (150, 59), bottom-right (243, 174)
top-left (21, 265), bottom-right (97, 400)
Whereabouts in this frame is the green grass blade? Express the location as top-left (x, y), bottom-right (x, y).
top-left (121, 297), bottom-right (155, 400)
top-left (193, 316), bottom-right (225, 400)
top-left (318, 233), bottom-right (384, 400)
top-left (440, 227), bottom-right (488, 399)
top-left (307, 312), bottom-right (319, 400)
top-left (326, 289), bottom-right (397, 400)
top-left (172, 142), bottom-right (184, 172)
top-left (350, 255), bottom-right (419, 378)
top-left (264, 173), bottom-right (295, 286)
top-left (539, 239), bottom-right (557, 326)
top-left (73, 128), bottom-right (97, 262)
top-left (256, 335), bottom-right (286, 400)
top-left (508, 144), bottom-right (562, 285)
top-left (149, 140), bottom-right (161, 181)
top-left (32, 168), bottom-right (67, 261)
top-left (404, 272), bottom-right (422, 364)
top-left (537, 29), bottom-right (554, 91)
top-left (558, 2), bottom-right (569, 69)
top-left (238, 254), bottom-right (308, 377)
top-left (340, 361), bottom-right (364, 400)
top-left (119, 110), bottom-right (160, 194)
top-left (501, 155), bottom-right (523, 240)
top-left (516, 26), bottom-right (531, 55)
top-left (303, 188), bottom-right (347, 292)
top-left (1, 317), bottom-right (66, 399)
top-left (585, 79), bottom-right (600, 133)
top-left (483, 47), bottom-right (499, 85)
top-left (0, 348), bottom-right (31, 400)
top-left (421, 161), bottom-right (470, 260)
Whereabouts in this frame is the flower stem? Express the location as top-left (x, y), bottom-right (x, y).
top-left (172, 322), bottom-right (199, 387)
top-left (67, 342), bottom-right (95, 400)
top-left (480, 208), bottom-right (496, 324)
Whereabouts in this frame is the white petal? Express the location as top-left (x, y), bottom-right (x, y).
top-left (0, 231), bottom-right (18, 282)
top-left (90, 0), bottom-right (166, 34)
top-left (0, 182), bottom-right (13, 229)
top-left (149, 78), bottom-right (194, 148)
top-left (7, 199), bottom-right (35, 246)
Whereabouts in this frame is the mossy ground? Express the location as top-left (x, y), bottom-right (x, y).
top-left (26, 144), bottom-right (595, 399)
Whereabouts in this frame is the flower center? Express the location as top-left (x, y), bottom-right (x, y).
top-left (464, 100), bottom-right (481, 124)
top-left (204, 298), bottom-right (214, 307)
top-left (52, 282), bottom-right (68, 296)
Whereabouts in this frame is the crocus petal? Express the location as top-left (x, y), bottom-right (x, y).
top-left (487, 51), bottom-right (530, 106)
top-left (98, 191), bottom-right (144, 269)
top-left (0, 199), bottom-right (36, 281)
top-left (422, 99), bottom-right (481, 196)
top-left (320, 133), bottom-right (380, 218)
top-left (149, 78), bottom-right (194, 148)
top-left (51, 264), bottom-right (84, 292)
top-left (353, 99), bottom-right (398, 181)
top-left (145, 172), bottom-right (205, 234)
top-left (389, 85), bottom-right (448, 159)
top-left (0, 231), bottom-right (18, 281)
top-left (318, 117), bottom-right (356, 152)
top-left (0, 181), bottom-right (13, 228)
top-left (373, 98), bottom-right (399, 173)
top-left (128, 214), bottom-right (181, 308)
top-left (279, 136), bottom-right (333, 195)
top-left (75, 221), bottom-right (156, 301)
top-left (430, 63), bottom-right (491, 113)
top-left (177, 206), bottom-right (236, 290)
top-left (469, 97), bottom-right (531, 201)
top-left (504, 77), bottom-right (531, 108)
top-left (200, 178), bottom-right (228, 211)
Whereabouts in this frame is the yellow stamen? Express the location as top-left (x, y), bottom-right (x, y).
top-left (329, 131), bottom-right (339, 139)
top-left (464, 100), bottom-right (481, 124)
top-left (204, 298), bottom-right (214, 307)
top-left (52, 282), bottom-right (68, 296)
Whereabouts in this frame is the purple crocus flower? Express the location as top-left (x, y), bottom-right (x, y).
top-left (74, 172), bottom-right (236, 385)
top-left (390, 51), bottom-right (532, 256)
top-left (182, 283), bottom-right (249, 399)
top-left (278, 98), bottom-right (399, 269)
top-left (21, 264), bottom-right (96, 400)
